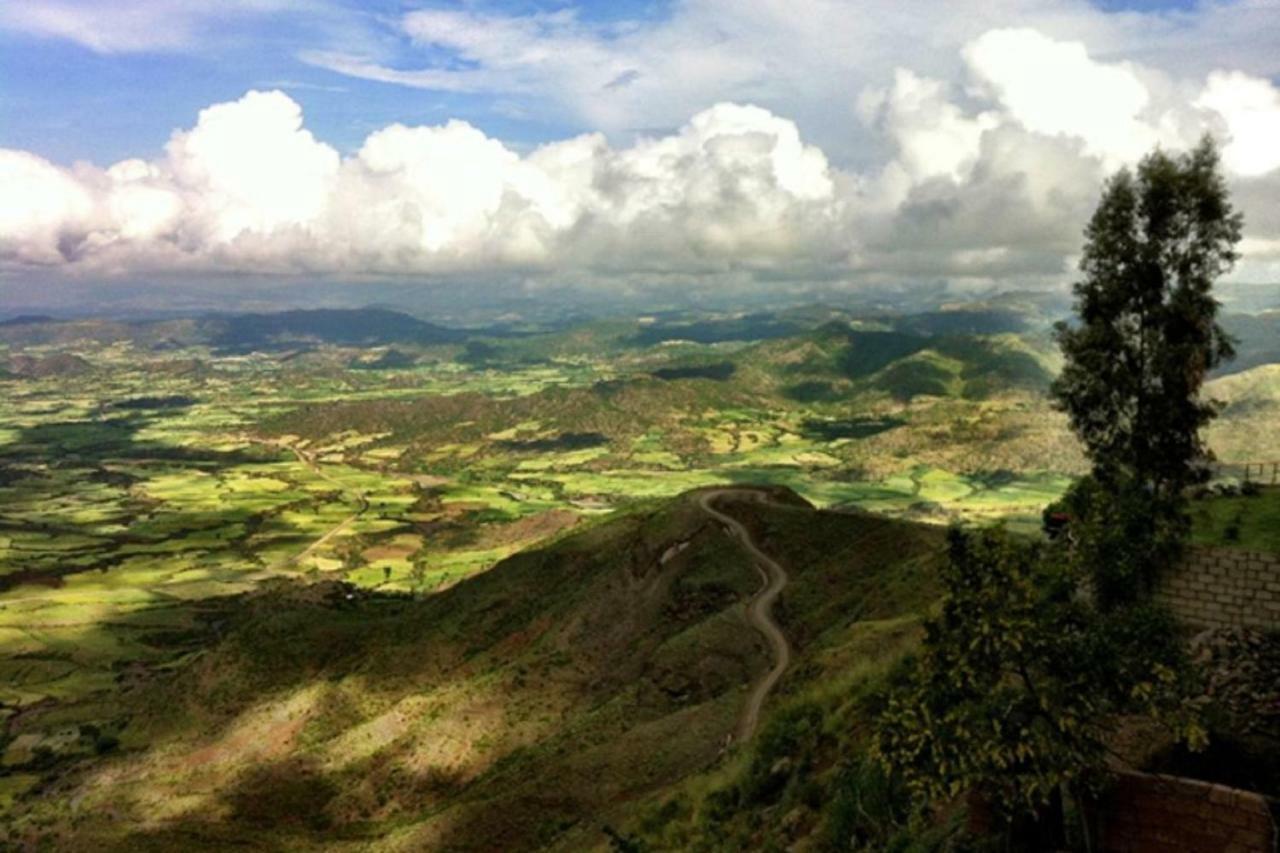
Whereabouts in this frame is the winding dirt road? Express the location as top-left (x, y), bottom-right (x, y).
top-left (699, 488), bottom-right (792, 743)
top-left (278, 443), bottom-right (370, 568)
top-left (241, 436), bottom-right (369, 570)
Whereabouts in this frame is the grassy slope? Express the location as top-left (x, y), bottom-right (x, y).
top-left (1191, 485), bottom-right (1280, 553)
top-left (2, 488), bottom-right (945, 851)
top-left (1205, 363), bottom-right (1280, 464)
top-left (632, 491), bottom-right (1280, 851)
top-left (611, 499), bottom-right (946, 851)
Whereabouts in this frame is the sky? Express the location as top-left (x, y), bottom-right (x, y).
top-left (1, 0), bottom-right (1279, 299)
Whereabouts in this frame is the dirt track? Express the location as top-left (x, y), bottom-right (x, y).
top-left (699, 488), bottom-right (792, 743)
top-left (243, 436), bottom-right (369, 569)
top-left (280, 443), bottom-right (369, 566)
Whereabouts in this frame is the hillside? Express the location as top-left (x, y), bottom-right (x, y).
top-left (206, 309), bottom-right (469, 354)
top-left (1, 487), bottom-right (945, 851)
top-left (743, 323), bottom-right (1057, 403)
top-left (4, 353), bottom-right (94, 379)
top-left (1205, 363), bottom-right (1280, 463)
top-left (0, 309), bottom-right (472, 353)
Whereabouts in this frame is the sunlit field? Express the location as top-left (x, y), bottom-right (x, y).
top-left (0, 331), bottom-right (1075, 727)
top-left (2, 308), bottom-right (1277, 843)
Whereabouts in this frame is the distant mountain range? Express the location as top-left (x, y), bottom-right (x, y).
top-left (0, 307), bottom-right (471, 354)
top-left (205, 308), bottom-right (468, 353)
top-left (1, 303), bottom-right (1276, 384)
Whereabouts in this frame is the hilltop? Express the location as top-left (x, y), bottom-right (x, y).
top-left (4, 352), bottom-right (94, 379)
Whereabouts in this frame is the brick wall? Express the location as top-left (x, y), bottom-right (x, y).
top-left (1156, 546), bottom-right (1280, 630)
top-left (1099, 770), bottom-right (1277, 853)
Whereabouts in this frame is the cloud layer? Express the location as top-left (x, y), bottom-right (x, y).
top-left (3, 27), bottom-right (1280, 288)
top-left (0, 0), bottom-right (304, 54)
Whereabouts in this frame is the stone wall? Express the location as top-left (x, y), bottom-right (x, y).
top-left (1099, 770), bottom-right (1277, 853)
top-left (1156, 546), bottom-right (1280, 630)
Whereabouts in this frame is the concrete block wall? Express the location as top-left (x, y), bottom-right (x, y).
top-left (1100, 770), bottom-right (1277, 853)
top-left (1156, 546), bottom-right (1280, 630)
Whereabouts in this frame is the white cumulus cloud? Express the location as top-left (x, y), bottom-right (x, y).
top-left (962, 28), bottom-right (1167, 167)
top-left (0, 151), bottom-right (94, 265)
top-left (0, 89), bottom-right (845, 278)
top-left (166, 90), bottom-right (340, 242)
top-left (3, 27), bottom-right (1280, 289)
top-left (1195, 71), bottom-right (1280, 178)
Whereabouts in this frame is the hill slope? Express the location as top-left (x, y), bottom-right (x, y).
top-left (0, 308), bottom-right (471, 352)
top-left (3, 487), bottom-right (944, 851)
top-left (1206, 363), bottom-right (1280, 464)
top-left (737, 323), bottom-right (1057, 403)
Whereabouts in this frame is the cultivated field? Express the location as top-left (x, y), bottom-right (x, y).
top-left (2, 308), bottom-right (1277, 835)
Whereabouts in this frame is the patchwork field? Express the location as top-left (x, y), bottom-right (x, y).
top-left (2, 306), bottom-right (1278, 840)
top-left (1, 486), bottom-right (948, 850)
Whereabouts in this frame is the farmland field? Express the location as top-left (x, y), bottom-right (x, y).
top-left (2, 306), bottom-right (1278, 838)
top-left (0, 332), bottom-right (1065, 723)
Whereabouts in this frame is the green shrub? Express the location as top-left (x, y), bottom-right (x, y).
top-left (741, 702), bottom-right (824, 806)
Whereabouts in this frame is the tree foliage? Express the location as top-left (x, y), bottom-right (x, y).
top-left (1052, 136), bottom-right (1241, 500)
top-left (1054, 474), bottom-right (1187, 607)
top-left (1051, 137), bottom-right (1241, 604)
top-left (874, 528), bottom-right (1204, 831)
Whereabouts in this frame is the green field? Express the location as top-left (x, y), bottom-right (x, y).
top-left (4, 320), bottom-right (1275, 724)
top-left (0, 329), bottom-right (1077, 753)
top-left (3, 308), bottom-right (1279, 846)
top-left (1191, 485), bottom-right (1280, 553)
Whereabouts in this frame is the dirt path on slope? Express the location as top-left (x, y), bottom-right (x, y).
top-left (699, 488), bottom-right (792, 743)
top-left (280, 443), bottom-right (369, 567)
top-left (243, 436), bottom-right (370, 570)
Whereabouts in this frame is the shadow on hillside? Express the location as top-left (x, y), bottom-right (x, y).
top-left (798, 416), bottom-right (905, 440)
top-left (8, 492), bottom-right (949, 852)
top-left (8, 497), bottom-right (774, 849)
top-left (0, 415), bottom-right (303, 591)
top-left (650, 361), bottom-right (737, 381)
top-left (2, 414), bottom-right (268, 466)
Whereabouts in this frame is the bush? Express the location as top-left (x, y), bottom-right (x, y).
top-left (741, 702), bottom-right (824, 806)
top-left (824, 756), bottom-right (912, 850)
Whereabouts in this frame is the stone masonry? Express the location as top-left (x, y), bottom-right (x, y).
top-left (1156, 546), bottom-right (1280, 630)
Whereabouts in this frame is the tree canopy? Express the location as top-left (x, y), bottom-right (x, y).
top-left (874, 527), bottom-right (1201, 838)
top-left (1052, 137), bottom-right (1241, 501)
top-left (1051, 136), bottom-right (1241, 604)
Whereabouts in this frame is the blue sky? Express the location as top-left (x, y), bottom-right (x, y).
top-left (0, 0), bottom-right (1233, 165)
top-left (1, 0), bottom-right (1277, 291)
top-left (0, 1), bottom-right (678, 164)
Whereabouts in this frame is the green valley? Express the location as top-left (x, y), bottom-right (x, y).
top-left (1, 301), bottom-right (1278, 850)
